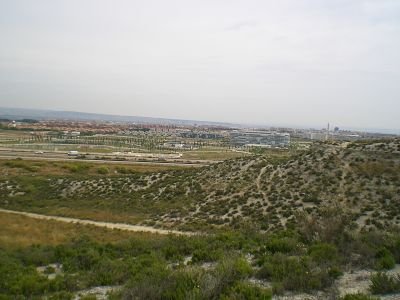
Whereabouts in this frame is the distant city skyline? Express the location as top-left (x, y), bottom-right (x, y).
top-left (1, 106), bottom-right (399, 135)
top-left (1, 1), bottom-right (400, 131)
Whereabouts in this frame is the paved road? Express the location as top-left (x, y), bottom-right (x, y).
top-left (0, 208), bottom-right (194, 236)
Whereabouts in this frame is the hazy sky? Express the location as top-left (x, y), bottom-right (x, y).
top-left (1, 0), bottom-right (399, 130)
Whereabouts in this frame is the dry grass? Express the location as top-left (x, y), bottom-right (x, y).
top-left (182, 150), bottom-right (248, 160)
top-left (0, 158), bottom-right (189, 176)
top-left (353, 161), bottom-right (400, 176)
top-left (38, 207), bottom-right (147, 224)
top-left (0, 211), bottom-right (161, 249)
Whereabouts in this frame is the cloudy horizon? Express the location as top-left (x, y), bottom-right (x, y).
top-left (1, 0), bottom-right (399, 130)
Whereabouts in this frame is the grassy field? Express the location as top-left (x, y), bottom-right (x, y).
top-left (0, 212), bottom-right (158, 248)
top-left (0, 158), bottom-right (200, 225)
top-left (0, 158), bottom-right (190, 176)
top-left (181, 149), bottom-right (249, 160)
top-left (0, 143), bottom-right (118, 153)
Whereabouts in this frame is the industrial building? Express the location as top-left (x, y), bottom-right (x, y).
top-left (230, 131), bottom-right (290, 148)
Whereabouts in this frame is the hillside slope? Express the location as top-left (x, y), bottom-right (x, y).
top-left (1, 140), bottom-right (399, 232)
top-left (153, 139), bottom-right (400, 231)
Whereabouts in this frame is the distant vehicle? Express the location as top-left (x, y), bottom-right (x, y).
top-left (34, 151), bottom-right (44, 154)
top-left (68, 151), bottom-right (79, 156)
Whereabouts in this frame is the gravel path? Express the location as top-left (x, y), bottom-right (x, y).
top-left (0, 208), bottom-right (194, 236)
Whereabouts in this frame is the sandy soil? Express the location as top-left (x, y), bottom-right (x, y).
top-left (73, 286), bottom-right (122, 300)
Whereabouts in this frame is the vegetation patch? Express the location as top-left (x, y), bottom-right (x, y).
top-left (370, 272), bottom-right (400, 295)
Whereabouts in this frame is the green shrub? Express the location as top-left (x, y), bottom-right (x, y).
top-left (62, 163), bottom-right (90, 173)
top-left (0, 251), bottom-right (50, 297)
top-left (4, 160), bottom-right (38, 172)
top-left (220, 257), bottom-right (253, 279)
top-left (263, 237), bottom-right (298, 254)
top-left (374, 248), bottom-right (395, 270)
top-left (341, 293), bottom-right (379, 300)
top-left (97, 166), bottom-right (109, 175)
top-left (126, 257), bottom-right (248, 299)
top-left (116, 166), bottom-right (128, 174)
top-left (191, 247), bottom-right (223, 264)
top-left (328, 265), bottom-right (343, 278)
top-left (47, 291), bottom-right (73, 299)
top-left (80, 295), bottom-right (97, 300)
top-left (370, 272), bottom-right (400, 294)
top-left (392, 237), bottom-right (400, 263)
top-left (271, 281), bottom-right (285, 295)
top-left (44, 266), bottom-right (56, 274)
top-left (256, 253), bottom-right (336, 292)
top-left (309, 243), bottom-right (338, 264)
top-left (88, 258), bottom-right (128, 285)
top-left (198, 256), bottom-right (253, 299)
top-left (221, 281), bottom-right (272, 300)
top-left (124, 267), bottom-right (202, 300)
top-left (162, 269), bottom-right (202, 300)
top-left (16, 246), bottom-right (55, 267)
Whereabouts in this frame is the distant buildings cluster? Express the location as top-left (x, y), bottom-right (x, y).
top-left (1, 118), bottom-right (396, 146)
top-left (230, 131), bottom-right (290, 148)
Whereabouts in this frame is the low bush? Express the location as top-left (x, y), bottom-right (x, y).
top-left (220, 281), bottom-right (272, 300)
top-left (262, 237), bottom-right (299, 254)
top-left (47, 291), bottom-right (73, 299)
top-left (0, 250), bottom-right (50, 297)
top-left (123, 256), bottom-right (252, 300)
top-left (309, 243), bottom-right (339, 265)
top-left (62, 163), bottom-right (90, 173)
top-left (4, 160), bottom-right (38, 172)
top-left (256, 253), bottom-right (337, 292)
top-left (97, 166), bottom-right (109, 175)
top-left (369, 272), bottom-right (400, 294)
top-left (191, 248), bottom-right (222, 263)
top-left (124, 266), bottom-right (205, 299)
top-left (116, 166), bottom-right (128, 174)
top-left (374, 248), bottom-right (396, 270)
top-left (341, 293), bottom-right (379, 300)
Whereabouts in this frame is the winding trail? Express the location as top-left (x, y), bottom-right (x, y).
top-left (256, 165), bottom-right (268, 199)
top-left (0, 208), bottom-right (194, 236)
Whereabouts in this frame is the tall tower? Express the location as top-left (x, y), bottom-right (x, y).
top-left (325, 123), bottom-right (330, 141)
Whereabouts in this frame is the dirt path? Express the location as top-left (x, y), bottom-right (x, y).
top-left (0, 208), bottom-right (194, 236)
top-left (256, 165), bottom-right (268, 198)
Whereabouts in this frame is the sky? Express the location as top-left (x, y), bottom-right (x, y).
top-left (0, 0), bottom-right (399, 130)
